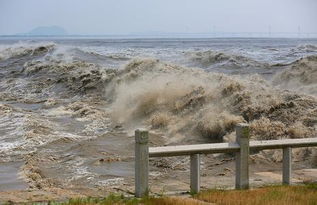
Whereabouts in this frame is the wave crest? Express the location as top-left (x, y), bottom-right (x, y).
top-left (273, 55), bottom-right (317, 95)
top-left (108, 59), bottom-right (317, 143)
top-left (0, 42), bottom-right (55, 61)
top-left (186, 50), bottom-right (267, 69)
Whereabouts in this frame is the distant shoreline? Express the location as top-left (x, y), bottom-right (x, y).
top-left (1, 32), bottom-right (317, 39)
top-left (1, 35), bottom-right (317, 40)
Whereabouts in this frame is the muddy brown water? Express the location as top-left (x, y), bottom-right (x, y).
top-left (0, 162), bottom-right (28, 191)
top-left (0, 38), bottom-right (317, 203)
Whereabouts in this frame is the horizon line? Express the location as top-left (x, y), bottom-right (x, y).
top-left (1, 31), bottom-right (317, 39)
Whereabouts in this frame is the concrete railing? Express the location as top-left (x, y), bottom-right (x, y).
top-left (134, 123), bottom-right (317, 197)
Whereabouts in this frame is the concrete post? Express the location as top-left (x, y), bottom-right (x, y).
top-left (135, 129), bottom-right (149, 197)
top-left (190, 154), bottom-right (200, 194)
top-left (282, 147), bottom-right (292, 185)
top-left (235, 123), bottom-right (250, 189)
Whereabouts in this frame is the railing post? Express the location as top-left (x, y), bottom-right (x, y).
top-left (235, 123), bottom-right (250, 189)
top-left (135, 129), bottom-right (149, 197)
top-left (282, 147), bottom-right (292, 185)
top-left (190, 154), bottom-right (200, 194)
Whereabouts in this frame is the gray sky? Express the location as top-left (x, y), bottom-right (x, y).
top-left (0, 0), bottom-right (316, 35)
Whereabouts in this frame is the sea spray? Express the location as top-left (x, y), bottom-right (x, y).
top-left (108, 59), bottom-right (317, 143)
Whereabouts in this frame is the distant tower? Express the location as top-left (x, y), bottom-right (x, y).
top-left (268, 25), bottom-right (271, 38)
top-left (213, 25), bottom-right (216, 37)
top-left (297, 26), bottom-right (301, 38)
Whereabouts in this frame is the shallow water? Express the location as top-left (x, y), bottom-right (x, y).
top-left (0, 162), bottom-right (27, 191)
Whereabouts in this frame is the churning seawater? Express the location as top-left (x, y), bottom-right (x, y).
top-left (0, 37), bottom-right (317, 194)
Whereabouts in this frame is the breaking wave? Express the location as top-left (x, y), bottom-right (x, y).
top-left (1, 42), bottom-right (316, 146)
top-left (273, 55), bottom-right (317, 96)
top-left (293, 44), bottom-right (317, 53)
top-left (1, 40), bottom-right (317, 192)
top-left (0, 42), bottom-right (55, 61)
top-left (185, 50), bottom-right (269, 70)
top-left (107, 59), bottom-right (317, 143)
top-left (71, 48), bottom-right (130, 61)
top-left (70, 48), bottom-right (130, 66)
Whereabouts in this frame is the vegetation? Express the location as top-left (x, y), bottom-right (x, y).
top-left (195, 184), bottom-right (317, 205)
top-left (29, 184), bottom-right (317, 205)
top-left (43, 194), bottom-right (205, 205)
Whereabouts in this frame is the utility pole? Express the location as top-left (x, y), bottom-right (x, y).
top-left (213, 25), bottom-right (216, 37)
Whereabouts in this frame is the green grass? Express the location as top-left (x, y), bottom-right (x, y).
top-left (25, 184), bottom-right (317, 205)
top-left (44, 194), bottom-right (206, 205)
top-left (195, 183), bottom-right (317, 205)
top-left (48, 194), bottom-right (140, 205)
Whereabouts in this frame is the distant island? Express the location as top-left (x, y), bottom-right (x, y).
top-left (18, 26), bottom-right (68, 36)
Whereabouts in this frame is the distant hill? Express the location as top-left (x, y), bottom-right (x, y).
top-left (21, 26), bottom-right (68, 36)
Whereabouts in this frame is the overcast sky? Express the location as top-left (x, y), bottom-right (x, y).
top-left (0, 0), bottom-right (316, 35)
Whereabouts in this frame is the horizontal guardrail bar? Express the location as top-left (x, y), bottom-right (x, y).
top-left (149, 137), bottom-right (317, 157)
top-left (250, 138), bottom-right (317, 150)
top-left (149, 142), bottom-right (240, 157)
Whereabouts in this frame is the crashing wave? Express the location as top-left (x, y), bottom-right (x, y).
top-left (20, 60), bottom-right (114, 98)
top-left (107, 59), bottom-right (317, 143)
top-left (273, 55), bottom-right (317, 96)
top-left (70, 48), bottom-right (130, 66)
top-left (186, 50), bottom-right (268, 70)
top-left (72, 48), bottom-right (130, 61)
top-left (0, 42), bottom-right (55, 61)
top-left (293, 44), bottom-right (317, 53)
top-left (4, 53), bottom-right (317, 144)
